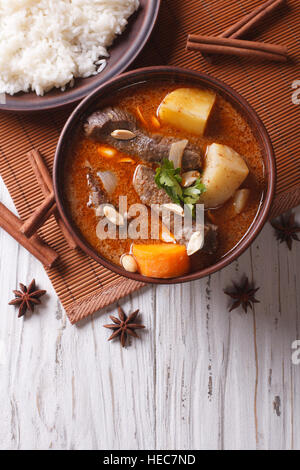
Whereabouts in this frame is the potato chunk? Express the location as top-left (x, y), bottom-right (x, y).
top-left (233, 188), bottom-right (251, 214)
top-left (199, 143), bottom-right (249, 208)
top-left (158, 87), bottom-right (216, 136)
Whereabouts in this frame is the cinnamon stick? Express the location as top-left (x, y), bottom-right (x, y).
top-left (28, 149), bottom-right (53, 193)
top-left (221, 0), bottom-right (286, 39)
top-left (27, 150), bottom-right (78, 250)
top-left (21, 191), bottom-right (55, 238)
top-left (187, 36), bottom-right (288, 62)
top-left (190, 0), bottom-right (286, 62)
top-left (187, 34), bottom-right (288, 62)
top-left (27, 150), bottom-right (51, 195)
top-left (0, 203), bottom-right (58, 268)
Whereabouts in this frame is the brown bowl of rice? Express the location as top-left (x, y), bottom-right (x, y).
top-left (0, 0), bottom-right (160, 112)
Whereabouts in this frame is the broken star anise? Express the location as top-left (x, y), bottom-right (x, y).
top-left (271, 212), bottom-right (300, 251)
top-left (9, 279), bottom-right (46, 318)
top-left (104, 306), bottom-right (145, 347)
top-left (224, 277), bottom-right (260, 313)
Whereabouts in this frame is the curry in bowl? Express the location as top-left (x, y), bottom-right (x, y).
top-left (63, 78), bottom-right (266, 279)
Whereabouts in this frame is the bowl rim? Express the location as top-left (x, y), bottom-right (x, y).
top-left (0, 0), bottom-right (161, 113)
top-left (54, 65), bottom-right (276, 284)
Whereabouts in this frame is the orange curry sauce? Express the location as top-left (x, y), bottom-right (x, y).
top-left (64, 81), bottom-right (265, 271)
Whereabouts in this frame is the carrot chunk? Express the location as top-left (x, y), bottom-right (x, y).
top-left (132, 243), bottom-right (190, 278)
top-left (136, 106), bottom-right (148, 127)
top-left (151, 116), bottom-right (161, 128)
top-left (118, 157), bottom-right (135, 163)
top-left (97, 145), bottom-right (117, 158)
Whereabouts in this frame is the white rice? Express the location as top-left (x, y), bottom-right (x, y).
top-left (0, 0), bottom-right (139, 96)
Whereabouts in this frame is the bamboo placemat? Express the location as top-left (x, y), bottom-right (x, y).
top-left (0, 0), bottom-right (299, 323)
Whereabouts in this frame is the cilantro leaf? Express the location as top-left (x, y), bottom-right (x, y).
top-left (155, 159), bottom-right (183, 205)
top-left (154, 160), bottom-right (206, 217)
top-left (183, 178), bottom-right (206, 201)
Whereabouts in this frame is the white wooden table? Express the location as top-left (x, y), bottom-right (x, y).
top-left (0, 177), bottom-right (299, 451)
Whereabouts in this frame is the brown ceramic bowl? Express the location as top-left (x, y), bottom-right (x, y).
top-left (54, 66), bottom-right (276, 284)
top-left (0, 0), bottom-right (160, 112)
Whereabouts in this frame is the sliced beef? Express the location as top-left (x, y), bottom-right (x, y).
top-left (175, 221), bottom-right (218, 255)
top-left (132, 164), bottom-right (218, 254)
top-left (85, 108), bottom-right (137, 137)
top-left (133, 164), bottom-right (171, 206)
top-left (87, 171), bottom-right (109, 209)
top-left (84, 107), bottom-right (203, 170)
top-left (203, 223), bottom-right (218, 255)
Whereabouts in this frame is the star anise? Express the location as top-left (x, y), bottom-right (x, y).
top-left (103, 306), bottom-right (145, 347)
top-left (271, 212), bottom-right (300, 251)
top-left (9, 279), bottom-right (46, 318)
top-left (224, 277), bottom-right (260, 313)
